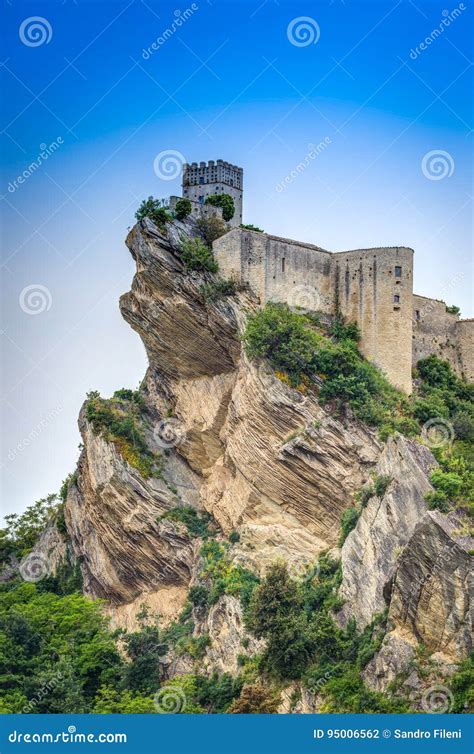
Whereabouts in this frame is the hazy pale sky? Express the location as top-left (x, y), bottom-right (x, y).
top-left (1, 0), bottom-right (472, 519)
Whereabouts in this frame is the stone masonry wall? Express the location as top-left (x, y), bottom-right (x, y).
top-left (412, 295), bottom-right (473, 381)
top-left (334, 247), bottom-right (414, 393)
top-left (214, 230), bottom-right (414, 393)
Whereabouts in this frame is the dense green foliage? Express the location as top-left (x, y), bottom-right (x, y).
top-left (0, 582), bottom-right (123, 713)
top-left (196, 216), bottom-right (228, 246)
top-left (159, 506), bottom-right (215, 539)
top-left (204, 193), bottom-right (235, 221)
top-left (0, 495), bottom-right (61, 562)
top-left (84, 390), bottom-right (162, 479)
top-left (239, 224), bottom-right (264, 233)
top-left (243, 303), bottom-right (407, 426)
top-left (445, 304), bottom-right (460, 315)
top-left (174, 197), bottom-right (192, 220)
top-left (244, 559), bottom-right (408, 711)
top-left (179, 237), bottom-right (219, 273)
top-left (200, 278), bottom-right (236, 302)
top-left (135, 197), bottom-right (172, 230)
top-left (197, 541), bottom-right (259, 609)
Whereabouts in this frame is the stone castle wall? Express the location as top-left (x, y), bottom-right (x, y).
top-left (455, 320), bottom-right (474, 382)
top-left (169, 195), bottom-right (223, 222)
top-left (214, 229), bottom-right (471, 392)
top-left (214, 230), bottom-right (414, 392)
top-left (413, 294), bottom-right (474, 381)
top-left (334, 247), bottom-right (414, 394)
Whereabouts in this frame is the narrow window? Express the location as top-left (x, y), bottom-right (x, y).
top-left (199, 176), bottom-right (204, 185)
top-left (415, 309), bottom-right (420, 321)
top-left (393, 294), bottom-right (400, 304)
top-left (281, 258), bottom-right (286, 273)
top-left (395, 266), bottom-right (402, 277)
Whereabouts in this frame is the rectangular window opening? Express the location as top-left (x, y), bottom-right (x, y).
top-left (393, 294), bottom-right (400, 304)
top-left (395, 266), bottom-right (402, 277)
top-left (281, 258), bottom-right (286, 273)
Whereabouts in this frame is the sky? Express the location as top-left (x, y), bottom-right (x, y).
top-left (1, 0), bottom-right (472, 520)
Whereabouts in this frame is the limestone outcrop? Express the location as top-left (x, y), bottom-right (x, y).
top-left (57, 217), bottom-right (471, 698)
top-left (338, 435), bottom-right (436, 628)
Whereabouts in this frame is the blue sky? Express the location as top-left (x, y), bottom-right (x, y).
top-left (1, 0), bottom-right (472, 518)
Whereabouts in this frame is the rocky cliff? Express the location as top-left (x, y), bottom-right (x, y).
top-left (55, 217), bottom-right (471, 702)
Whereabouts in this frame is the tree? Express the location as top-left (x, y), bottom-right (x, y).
top-left (205, 193), bottom-right (235, 221)
top-left (135, 197), bottom-right (171, 230)
top-left (174, 198), bottom-right (192, 221)
top-left (228, 682), bottom-right (280, 713)
top-left (196, 216), bottom-right (228, 246)
top-left (179, 237), bottom-right (219, 273)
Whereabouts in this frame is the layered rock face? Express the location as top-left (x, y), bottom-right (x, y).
top-left (338, 435), bottom-right (436, 628)
top-left (118, 218), bottom-right (380, 571)
top-left (65, 411), bottom-right (199, 606)
top-left (59, 217), bottom-right (471, 693)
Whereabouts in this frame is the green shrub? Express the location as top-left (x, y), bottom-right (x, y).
top-left (373, 474), bottom-right (391, 498)
top-left (205, 193), bottom-right (235, 221)
top-left (160, 506), bottom-right (214, 539)
top-left (199, 541), bottom-right (259, 609)
top-left (1, 494), bottom-right (61, 560)
top-left (174, 198), bottom-right (192, 220)
top-left (446, 304), bottom-right (460, 315)
top-left (413, 395), bottom-right (449, 423)
top-left (243, 303), bottom-right (322, 386)
top-left (196, 216), bottom-right (228, 246)
top-left (240, 224), bottom-right (264, 232)
top-left (229, 531), bottom-right (240, 544)
top-left (135, 197), bottom-right (171, 230)
top-left (195, 672), bottom-right (243, 712)
top-left (188, 585), bottom-right (210, 607)
top-left (200, 279), bottom-right (236, 302)
top-left (179, 237), bottom-right (219, 273)
top-left (429, 469), bottom-right (464, 499)
top-left (449, 655), bottom-right (473, 712)
top-left (85, 391), bottom-right (162, 479)
top-left (453, 410), bottom-right (474, 442)
top-left (338, 507), bottom-right (360, 546)
top-left (330, 317), bottom-right (360, 343)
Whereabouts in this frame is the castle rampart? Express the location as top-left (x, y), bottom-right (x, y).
top-left (413, 294), bottom-right (474, 382)
top-left (213, 229), bottom-right (414, 393)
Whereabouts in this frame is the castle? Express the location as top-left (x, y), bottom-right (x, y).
top-left (180, 159), bottom-right (243, 228)
top-left (178, 160), bottom-right (473, 393)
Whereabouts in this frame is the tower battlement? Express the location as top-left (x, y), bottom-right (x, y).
top-left (181, 159), bottom-right (243, 227)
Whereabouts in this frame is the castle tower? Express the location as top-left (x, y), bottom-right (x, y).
top-left (182, 159), bottom-right (243, 227)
